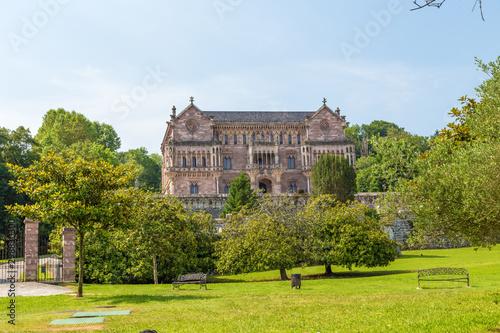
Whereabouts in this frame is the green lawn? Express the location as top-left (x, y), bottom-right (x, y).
top-left (3, 247), bottom-right (500, 332)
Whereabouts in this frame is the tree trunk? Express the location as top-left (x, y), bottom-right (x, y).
top-left (325, 264), bottom-right (333, 276)
top-left (153, 253), bottom-right (158, 285)
top-left (77, 231), bottom-right (84, 297)
top-left (279, 268), bottom-right (288, 281)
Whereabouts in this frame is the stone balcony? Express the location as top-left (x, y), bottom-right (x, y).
top-left (245, 163), bottom-right (285, 171)
top-left (165, 166), bottom-right (223, 173)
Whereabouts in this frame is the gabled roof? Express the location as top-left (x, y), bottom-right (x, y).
top-left (202, 111), bottom-right (315, 123)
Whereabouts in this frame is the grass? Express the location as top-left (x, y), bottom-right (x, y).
top-left (2, 247), bottom-right (499, 332)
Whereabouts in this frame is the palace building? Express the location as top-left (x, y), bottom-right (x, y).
top-left (161, 98), bottom-right (356, 195)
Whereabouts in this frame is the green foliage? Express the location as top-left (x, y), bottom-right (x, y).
top-left (0, 126), bottom-right (40, 236)
top-left (356, 135), bottom-right (421, 192)
top-left (220, 172), bottom-right (258, 218)
top-left (305, 196), bottom-right (399, 270)
top-left (394, 57), bottom-right (500, 248)
top-left (216, 195), bottom-right (308, 280)
top-left (7, 152), bottom-right (135, 296)
top-left (0, 126), bottom-right (39, 166)
top-left (117, 148), bottom-right (162, 191)
top-left (346, 121), bottom-right (401, 158)
top-left (216, 194), bottom-right (397, 278)
top-left (311, 154), bottom-right (356, 202)
top-left (81, 192), bottom-right (217, 284)
top-left (34, 108), bottom-right (120, 162)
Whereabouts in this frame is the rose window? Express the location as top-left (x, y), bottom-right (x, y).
top-left (186, 119), bottom-right (199, 132)
top-left (320, 120), bottom-right (330, 132)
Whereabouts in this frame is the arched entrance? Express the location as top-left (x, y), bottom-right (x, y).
top-left (258, 178), bottom-right (272, 194)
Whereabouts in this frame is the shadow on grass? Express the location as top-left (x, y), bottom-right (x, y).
top-left (86, 294), bottom-right (218, 305)
top-left (398, 254), bottom-right (447, 259)
top-left (308, 269), bottom-right (414, 280)
top-left (210, 269), bottom-right (414, 283)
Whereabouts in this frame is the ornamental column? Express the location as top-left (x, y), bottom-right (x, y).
top-left (303, 170), bottom-right (312, 194)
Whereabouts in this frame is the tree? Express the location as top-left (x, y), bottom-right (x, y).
top-left (216, 194), bottom-right (399, 279)
top-left (34, 108), bottom-right (120, 161)
top-left (123, 191), bottom-right (215, 284)
top-left (356, 135), bottom-right (422, 192)
top-left (0, 126), bottom-right (40, 237)
top-left (305, 196), bottom-right (399, 274)
top-left (311, 154), bottom-right (356, 202)
top-left (394, 57), bottom-right (500, 248)
top-left (220, 172), bottom-right (258, 218)
top-left (216, 195), bottom-right (309, 280)
top-left (7, 152), bottom-right (135, 296)
top-left (346, 121), bottom-right (401, 158)
top-left (411, 0), bottom-right (485, 20)
top-left (116, 148), bottom-right (162, 191)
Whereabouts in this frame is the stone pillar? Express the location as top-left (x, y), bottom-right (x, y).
top-left (61, 227), bottom-right (77, 282)
top-left (24, 219), bottom-right (39, 282)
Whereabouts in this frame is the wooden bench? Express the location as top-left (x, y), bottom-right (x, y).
top-left (172, 272), bottom-right (208, 290)
top-left (417, 267), bottom-right (469, 289)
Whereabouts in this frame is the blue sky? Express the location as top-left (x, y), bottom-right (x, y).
top-left (1, 1), bottom-right (499, 154)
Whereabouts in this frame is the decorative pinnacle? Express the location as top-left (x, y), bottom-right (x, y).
top-left (323, 97), bottom-right (327, 105)
top-left (189, 96), bottom-right (194, 104)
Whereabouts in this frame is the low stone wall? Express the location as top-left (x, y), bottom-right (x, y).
top-left (173, 193), bottom-right (464, 250)
top-left (174, 193), bottom-right (386, 218)
top-left (385, 219), bottom-right (413, 249)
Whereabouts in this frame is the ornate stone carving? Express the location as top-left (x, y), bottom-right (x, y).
top-left (186, 119), bottom-right (199, 132)
top-left (320, 119), bottom-right (330, 132)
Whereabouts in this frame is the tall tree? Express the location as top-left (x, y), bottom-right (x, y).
top-left (305, 196), bottom-right (399, 274)
top-left (356, 135), bottom-right (422, 192)
top-left (220, 172), bottom-right (258, 218)
top-left (0, 126), bottom-right (39, 236)
top-left (311, 154), bottom-right (356, 202)
top-left (123, 191), bottom-right (215, 284)
top-left (346, 121), bottom-right (401, 158)
top-left (34, 108), bottom-right (120, 161)
top-left (117, 148), bottom-right (162, 191)
top-left (394, 57), bottom-right (500, 248)
top-left (217, 195), bottom-right (308, 280)
top-left (7, 152), bottom-right (135, 296)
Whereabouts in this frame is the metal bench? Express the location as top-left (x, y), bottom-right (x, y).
top-left (172, 272), bottom-right (208, 290)
top-left (417, 267), bottom-right (469, 289)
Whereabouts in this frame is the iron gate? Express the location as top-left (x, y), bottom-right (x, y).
top-left (0, 223), bottom-right (24, 283)
top-left (37, 237), bottom-right (62, 283)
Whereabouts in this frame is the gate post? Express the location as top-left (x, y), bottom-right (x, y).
top-left (24, 219), bottom-right (39, 282)
top-left (61, 228), bottom-right (76, 282)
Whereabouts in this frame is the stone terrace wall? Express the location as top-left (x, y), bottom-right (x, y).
top-left (173, 193), bottom-right (414, 248)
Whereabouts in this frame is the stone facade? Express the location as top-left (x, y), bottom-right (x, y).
top-left (161, 98), bottom-right (356, 195)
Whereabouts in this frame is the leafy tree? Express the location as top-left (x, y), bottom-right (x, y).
top-left (34, 108), bottom-right (120, 162)
top-left (0, 126), bottom-right (39, 166)
top-left (122, 191), bottom-right (215, 284)
top-left (305, 196), bottom-right (399, 275)
top-left (117, 148), bottom-right (162, 191)
top-left (356, 135), bottom-right (421, 192)
top-left (346, 121), bottom-right (401, 158)
top-left (216, 194), bottom-right (398, 278)
top-left (311, 154), bottom-right (356, 202)
top-left (220, 172), bottom-right (258, 218)
top-left (394, 57), bottom-right (500, 248)
top-left (0, 126), bottom-right (40, 237)
top-left (7, 152), bottom-right (135, 296)
top-left (216, 195), bottom-right (309, 280)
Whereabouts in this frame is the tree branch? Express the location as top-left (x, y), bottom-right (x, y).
top-left (411, 0), bottom-right (484, 20)
top-left (411, 0), bottom-right (446, 11)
